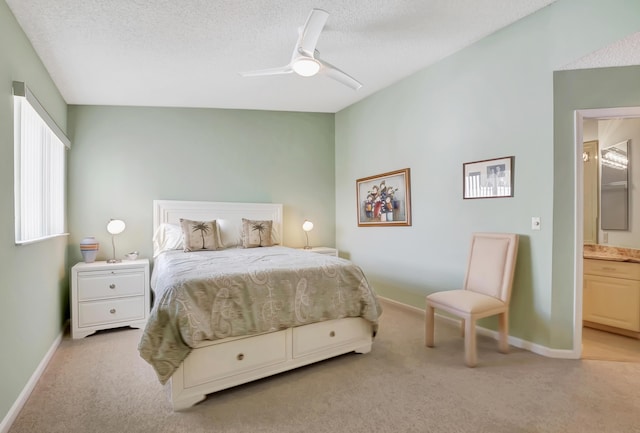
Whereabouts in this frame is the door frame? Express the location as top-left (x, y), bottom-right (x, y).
top-left (573, 106), bottom-right (640, 357)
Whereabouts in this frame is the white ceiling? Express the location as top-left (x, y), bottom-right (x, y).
top-left (9, 0), bottom-right (630, 114)
top-left (559, 30), bottom-right (640, 71)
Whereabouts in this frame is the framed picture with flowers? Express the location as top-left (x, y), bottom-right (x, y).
top-left (356, 168), bottom-right (411, 227)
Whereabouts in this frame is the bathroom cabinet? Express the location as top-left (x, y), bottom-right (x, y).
top-left (583, 258), bottom-right (640, 338)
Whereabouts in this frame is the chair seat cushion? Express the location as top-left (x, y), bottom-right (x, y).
top-left (427, 290), bottom-right (505, 314)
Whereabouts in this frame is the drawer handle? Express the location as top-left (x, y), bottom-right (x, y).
top-left (109, 284), bottom-right (116, 289)
top-left (237, 353), bottom-right (245, 361)
top-left (109, 308), bottom-right (116, 314)
top-left (329, 331), bottom-right (336, 337)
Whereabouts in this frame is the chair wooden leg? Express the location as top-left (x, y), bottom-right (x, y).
top-left (425, 303), bottom-right (435, 347)
top-left (498, 311), bottom-right (509, 354)
top-left (464, 317), bottom-right (477, 367)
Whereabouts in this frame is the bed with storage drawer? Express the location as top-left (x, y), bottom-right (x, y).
top-left (138, 200), bottom-right (381, 410)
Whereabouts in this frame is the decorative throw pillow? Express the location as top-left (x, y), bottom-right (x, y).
top-left (241, 218), bottom-right (273, 248)
top-left (179, 219), bottom-right (219, 252)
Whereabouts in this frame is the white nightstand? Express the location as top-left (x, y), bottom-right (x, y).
top-left (70, 259), bottom-right (150, 339)
top-left (299, 247), bottom-right (338, 257)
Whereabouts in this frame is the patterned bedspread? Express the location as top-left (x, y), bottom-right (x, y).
top-left (138, 246), bottom-right (382, 384)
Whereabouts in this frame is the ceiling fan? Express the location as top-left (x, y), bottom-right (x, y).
top-left (240, 8), bottom-right (362, 90)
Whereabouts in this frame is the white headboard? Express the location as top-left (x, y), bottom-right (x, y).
top-left (153, 200), bottom-right (283, 248)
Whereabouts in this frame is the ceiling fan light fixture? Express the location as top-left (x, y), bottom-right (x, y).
top-left (240, 9), bottom-right (361, 89)
top-left (292, 57), bottom-right (320, 77)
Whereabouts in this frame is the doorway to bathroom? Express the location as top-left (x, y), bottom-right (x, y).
top-left (576, 107), bottom-right (640, 362)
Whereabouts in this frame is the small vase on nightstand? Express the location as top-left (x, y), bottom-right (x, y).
top-left (79, 236), bottom-right (99, 263)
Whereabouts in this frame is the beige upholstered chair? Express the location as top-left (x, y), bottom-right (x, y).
top-left (425, 233), bottom-right (519, 367)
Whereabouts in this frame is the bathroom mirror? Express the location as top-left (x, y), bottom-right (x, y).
top-left (600, 139), bottom-right (629, 230)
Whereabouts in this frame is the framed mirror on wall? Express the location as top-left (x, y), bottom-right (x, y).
top-left (583, 140), bottom-right (599, 244)
top-left (600, 139), bottom-right (629, 230)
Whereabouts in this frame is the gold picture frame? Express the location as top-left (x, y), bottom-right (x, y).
top-left (356, 168), bottom-right (411, 227)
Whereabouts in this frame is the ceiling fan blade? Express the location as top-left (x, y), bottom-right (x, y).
top-left (318, 59), bottom-right (362, 90)
top-left (240, 65), bottom-right (293, 77)
top-left (240, 8), bottom-right (359, 91)
top-left (298, 9), bottom-right (329, 57)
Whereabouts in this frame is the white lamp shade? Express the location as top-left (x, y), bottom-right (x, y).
top-left (107, 219), bottom-right (126, 235)
top-left (302, 220), bottom-right (314, 232)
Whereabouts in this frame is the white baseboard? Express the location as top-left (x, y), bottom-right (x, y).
top-left (0, 323), bottom-right (67, 433)
top-left (378, 296), bottom-right (579, 360)
top-left (378, 296), bottom-right (424, 315)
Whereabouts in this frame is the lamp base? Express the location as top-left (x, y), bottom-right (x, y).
top-left (107, 258), bottom-right (121, 264)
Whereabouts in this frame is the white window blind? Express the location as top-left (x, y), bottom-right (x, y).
top-left (13, 81), bottom-right (70, 244)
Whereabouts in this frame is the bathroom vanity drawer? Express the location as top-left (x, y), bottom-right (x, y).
top-left (584, 259), bottom-right (640, 280)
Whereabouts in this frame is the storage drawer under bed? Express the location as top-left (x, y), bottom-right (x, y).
top-left (292, 317), bottom-right (371, 358)
top-left (182, 330), bottom-right (288, 388)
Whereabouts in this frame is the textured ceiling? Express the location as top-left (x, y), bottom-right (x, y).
top-left (559, 31), bottom-right (640, 71)
top-left (6, 0), bottom-right (608, 113)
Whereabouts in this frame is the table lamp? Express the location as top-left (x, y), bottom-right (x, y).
top-left (302, 220), bottom-right (314, 249)
top-left (106, 219), bottom-right (126, 263)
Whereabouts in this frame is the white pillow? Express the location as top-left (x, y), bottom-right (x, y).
top-left (152, 223), bottom-right (183, 257)
top-left (216, 218), bottom-right (242, 247)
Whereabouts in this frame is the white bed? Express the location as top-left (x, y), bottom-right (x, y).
top-left (142, 200), bottom-right (379, 410)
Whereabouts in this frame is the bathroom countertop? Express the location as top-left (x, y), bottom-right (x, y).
top-left (583, 244), bottom-right (640, 263)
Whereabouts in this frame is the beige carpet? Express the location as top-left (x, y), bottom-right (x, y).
top-left (8, 301), bottom-right (640, 433)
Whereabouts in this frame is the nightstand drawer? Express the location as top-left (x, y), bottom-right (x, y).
top-left (77, 270), bottom-right (145, 300)
top-left (78, 297), bottom-right (145, 327)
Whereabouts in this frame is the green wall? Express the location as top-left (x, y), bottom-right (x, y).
top-left (335, 0), bottom-right (640, 349)
top-left (66, 106), bottom-right (335, 264)
top-left (0, 1), bottom-right (68, 425)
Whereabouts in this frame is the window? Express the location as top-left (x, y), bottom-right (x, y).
top-left (13, 81), bottom-right (70, 244)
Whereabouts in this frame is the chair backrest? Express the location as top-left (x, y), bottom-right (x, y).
top-left (463, 232), bottom-right (519, 303)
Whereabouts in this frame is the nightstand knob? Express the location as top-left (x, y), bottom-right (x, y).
top-left (109, 308), bottom-right (116, 314)
top-left (109, 284), bottom-right (116, 289)
top-left (237, 353), bottom-right (245, 361)
top-left (329, 331), bottom-right (336, 337)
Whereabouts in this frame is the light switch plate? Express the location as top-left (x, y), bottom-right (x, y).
top-left (531, 217), bottom-right (541, 230)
